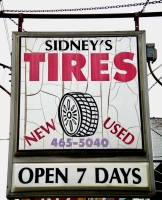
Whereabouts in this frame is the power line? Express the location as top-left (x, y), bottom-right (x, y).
top-left (141, 0), bottom-right (150, 12)
top-left (0, 63), bottom-right (11, 95)
top-left (151, 128), bottom-right (162, 137)
top-left (148, 61), bottom-right (162, 87)
top-left (147, 63), bottom-right (162, 91)
top-left (0, 0), bottom-right (11, 53)
top-left (147, 63), bottom-right (162, 76)
top-left (0, 85), bottom-right (11, 96)
top-left (9, 18), bottom-right (26, 32)
top-left (1, 0), bottom-right (162, 13)
top-left (149, 76), bottom-right (162, 91)
top-left (0, 63), bottom-right (11, 70)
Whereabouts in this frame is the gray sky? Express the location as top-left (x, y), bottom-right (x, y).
top-left (0, 0), bottom-right (162, 199)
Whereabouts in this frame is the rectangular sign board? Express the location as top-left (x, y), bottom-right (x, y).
top-left (18, 33), bottom-right (142, 151)
top-left (12, 163), bottom-right (150, 192)
top-left (33, 199), bottom-right (85, 200)
top-left (7, 31), bottom-right (155, 198)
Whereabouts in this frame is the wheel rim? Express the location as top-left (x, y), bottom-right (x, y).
top-left (59, 95), bottom-right (81, 136)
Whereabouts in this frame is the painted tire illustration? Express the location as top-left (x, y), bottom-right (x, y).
top-left (58, 92), bottom-right (99, 137)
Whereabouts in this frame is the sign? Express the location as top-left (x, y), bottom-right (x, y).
top-left (18, 34), bottom-right (142, 151)
top-left (32, 198), bottom-right (124, 200)
top-left (33, 199), bottom-right (81, 200)
top-left (12, 163), bottom-right (150, 192)
top-left (7, 31), bottom-right (155, 198)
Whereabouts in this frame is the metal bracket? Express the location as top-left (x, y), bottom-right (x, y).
top-left (18, 13), bottom-right (24, 32)
top-left (134, 12), bottom-right (140, 31)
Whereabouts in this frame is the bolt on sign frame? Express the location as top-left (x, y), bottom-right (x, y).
top-left (7, 31), bottom-right (155, 199)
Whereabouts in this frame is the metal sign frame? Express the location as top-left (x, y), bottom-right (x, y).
top-left (7, 31), bottom-right (155, 199)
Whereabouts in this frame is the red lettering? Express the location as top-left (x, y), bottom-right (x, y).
top-left (116, 127), bottom-right (127, 139)
top-left (24, 53), bottom-right (45, 81)
top-left (24, 132), bottom-right (38, 146)
top-left (24, 119), bottom-right (56, 146)
top-left (114, 52), bottom-right (137, 82)
top-left (110, 123), bottom-right (121, 134)
top-left (25, 52), bottom-right (137, 83)
top-left (103, 117), bottom-right (135, 146)
top-left (40, 119), bottom-right (56, 134)
top-left (48, 53), bottom-right (58, 81)
top-left (34, 128), bottom-right (45, 140)
top-left (103, 117), bottom-right (115, 129)
top-left (62, 53), bottom-right (86, 81)
top-left (122, 132), bottom-right (135, 144)
top-left (91, 53), bottom-right (109, 81)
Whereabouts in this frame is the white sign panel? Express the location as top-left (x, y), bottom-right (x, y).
top-left (12, 163), bottom-right (150, 192)
top-left (7, 32), bottom-right (155, 198)
top-left (18, 34), bottom-right (142, 150)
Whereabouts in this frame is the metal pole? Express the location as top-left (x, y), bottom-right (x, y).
top-left (18, 13), bottom-right (23, 32)
top-left (134, 12), bottom-right (140, 31)
top-left (1, 11), bottom-right (162, 19)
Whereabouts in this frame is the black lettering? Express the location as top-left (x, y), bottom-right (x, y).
top-left (55, 168), bottom-right (68, 183)
top-left (53, 40), bottom-right (57, 51)
top-left (90, 40), bottom-right (98, 50)
top-left (105, 40), bottom-right (112, 50)
top-left (35, 168), bottom-right (45, 183)
top-left (95, 168), bottom-right (108, 183)
top-left (100, 40), bottom-right (104, 45)
top-left (59, 40), bottom-right (69, 51)
top-left (120, 168), bottom-right (131, 183)
top-left (109, 168), bottom-right (122, 183)
top-left (70, 40), bottom-right (80, 51)
top-left (132, 168), bottom-right (141, 184)
top-left (82, 40), bottom-right (89, 50)
top-left (18, 167), bottom-right (33, 184)
top-left (46, 168), bottom-right (54, 183)
top-left (77, 168), bottom-right (86, 183)
top-left (45, 40), bottom-right (52, 51)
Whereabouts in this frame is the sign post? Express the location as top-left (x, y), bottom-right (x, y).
top-left (7, 31), bottom-right (155, 198)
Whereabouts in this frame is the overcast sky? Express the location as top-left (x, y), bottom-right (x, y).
top-left (0, 0), bottom-right (162, 199)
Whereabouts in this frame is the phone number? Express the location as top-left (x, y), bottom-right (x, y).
top-left (51, 138), bottom-right (109, 147)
